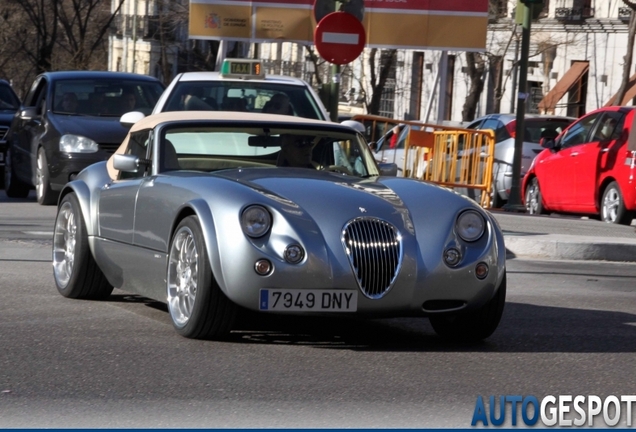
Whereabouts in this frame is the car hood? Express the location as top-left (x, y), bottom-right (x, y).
top-left (213, 168), bottom-right (481, 237)
top-left (50, 114), bottom-right (129, 144)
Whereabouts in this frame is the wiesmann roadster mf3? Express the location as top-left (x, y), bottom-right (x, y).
top-left (52, 111), bottom-right (507, 341)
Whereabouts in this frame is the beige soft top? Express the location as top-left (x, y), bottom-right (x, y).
top-left (106, 111), bottom-right (334, 180)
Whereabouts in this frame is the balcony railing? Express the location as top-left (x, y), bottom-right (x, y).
top-left (555, 7), bottom-right (594, 21)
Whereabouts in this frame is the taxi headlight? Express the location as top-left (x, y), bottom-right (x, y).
top-left (456, 210), bottom-right (485, 242)
top-left (241, 205), bottom-right (272, 238)
top-left (59, 134), bottom-right (99, 153)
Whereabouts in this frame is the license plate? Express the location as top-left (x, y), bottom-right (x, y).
top-left (259, 289), bottom-right (357, 312)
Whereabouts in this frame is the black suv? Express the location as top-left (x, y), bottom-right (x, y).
top-left (0, 79), bottom-right (21, 188)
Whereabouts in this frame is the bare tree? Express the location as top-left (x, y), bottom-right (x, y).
top-left (462, 52), bottom-right (487, 121)
top-left (613, 0), bottom-right (636, 106)
top-left (57, 0), bottom-right (126, 70)
top-left (365, 48), bottom-right (396, 115)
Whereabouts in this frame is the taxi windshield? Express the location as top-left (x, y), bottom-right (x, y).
top-left (163, 81), bottom-right (325, 120)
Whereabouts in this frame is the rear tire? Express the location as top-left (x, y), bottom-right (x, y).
top-left (524, 177), bottom-right (546, 215)
top-left (167, 216), bottom-right (237, 339)
top-left (600, 181), bottom-right (633, 225)
top-left (430, 272), bottom-right (506, 342)
top-left (4, 146), bottom-right (30, 198)
top-left (53, 193), bottom-right (114, 299)
top-left (36, 147), bottom-right (57, 205)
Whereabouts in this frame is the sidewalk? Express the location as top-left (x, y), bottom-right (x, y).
top-left (491, 210), bottom-right (636, 262)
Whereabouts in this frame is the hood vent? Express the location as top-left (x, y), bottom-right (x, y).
top-left (342, 217), bottom-right (402, 299)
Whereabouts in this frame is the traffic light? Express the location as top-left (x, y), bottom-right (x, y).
top-left (516, 0), bottom-right (544, 23)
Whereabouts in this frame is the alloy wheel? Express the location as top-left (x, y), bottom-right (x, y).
top-left (52, 201), bottom-right (77, 288)
top-left (167, 227), bottom-right (199, 327)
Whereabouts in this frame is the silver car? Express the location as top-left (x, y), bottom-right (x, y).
top-left (466, 113), bottom-right (575, 207)
top-left (52, 111), bottom-right (507, 341)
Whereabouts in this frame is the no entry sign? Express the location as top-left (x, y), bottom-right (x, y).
top-left (314, 11), bottom-right (366, 65)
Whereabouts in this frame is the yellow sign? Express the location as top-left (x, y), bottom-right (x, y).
top-left (189, 0), bottom-right (488, 51)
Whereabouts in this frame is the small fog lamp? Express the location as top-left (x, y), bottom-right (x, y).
top-left (284, 244), bottom-right (305, 264)
top-left (475, 262), bottom-right (489, 279)
top-left (254, 259), bottom-right (273, 275)
top-left (443, 247), bottom-right (461, 267)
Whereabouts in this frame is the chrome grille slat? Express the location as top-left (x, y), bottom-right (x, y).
top-left (342, 217), bottom-right (402, 299)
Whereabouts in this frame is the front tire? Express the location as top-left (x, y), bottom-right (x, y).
top-left (167, 216), bottom-right (237, 339)
top-left (429, 272), bottom-right (506, 342)
top-left (524, 177), bottom-right (546, 215)
top-left (36, 147), bottom-right (57, 205)
top-left (601, 181), bottom-right (633, 225)
top-left (53, 193), bottom-right (113, 299)
top-left (4, 146), bottom-right (30, 198)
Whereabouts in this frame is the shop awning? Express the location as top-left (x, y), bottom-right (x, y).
top-left (537, 61), bottom-right (589, 114)
top-left (604, 72), bottom-right (636, 106)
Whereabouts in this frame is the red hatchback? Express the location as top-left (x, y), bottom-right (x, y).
top-left (523, 106), bottom-right (636, 225)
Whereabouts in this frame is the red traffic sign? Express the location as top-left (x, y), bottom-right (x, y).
top-left (314, 11), bottom-right (366, 65)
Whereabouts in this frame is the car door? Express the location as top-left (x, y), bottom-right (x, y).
top-left (539, 113), bottom-right (601, 209)
top-left (98, 129), bottom-right (152, 244)
top-left (572, 111), bottom-right (625, 212)
top-left (11, 77), bottom-right (48, 184)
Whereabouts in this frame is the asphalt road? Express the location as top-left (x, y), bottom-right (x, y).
top-left (1, 192), bottom-right (635, 428)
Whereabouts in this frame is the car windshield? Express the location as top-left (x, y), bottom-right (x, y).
top-left (159, 124), bottom-right (379, 177)
top-left (53, 79), bottom-right (164, 117)
top-left (162, 81), bottom-right (325, 120)
top-left (0, 84), bottom-right (20, 111)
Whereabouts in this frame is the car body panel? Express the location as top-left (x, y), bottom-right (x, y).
top-left (60, 111), bottom-right (506, 321)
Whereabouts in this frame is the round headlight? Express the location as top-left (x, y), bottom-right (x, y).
top-left (241, 205), bottom-right (272, 238)
top-left (456, 210), bottom-right (485, 242)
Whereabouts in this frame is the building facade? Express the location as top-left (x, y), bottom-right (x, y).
top-left (110, 0), bottom-right (634, 124)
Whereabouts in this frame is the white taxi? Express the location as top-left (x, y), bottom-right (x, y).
top-left (122, 59), bottom-right (329, 126)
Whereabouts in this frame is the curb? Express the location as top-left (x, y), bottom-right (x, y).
top-left (504, 233), bottom-right (636, 262)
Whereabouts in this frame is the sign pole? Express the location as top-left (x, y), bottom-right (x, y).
top-left (329, 64), bottom-right (340, 122)
top-left (504, 2), bottom-right (533, 212)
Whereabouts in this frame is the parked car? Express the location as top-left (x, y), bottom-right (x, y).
top-left (523, 106), bottom-right (636, 225)
top-left (3, 71), bottom-right (165, 205)
top-left (465, 113), bottom-right (575, 207)
top-left (0, 79), bottom-right (21, 188)
top-left (121, 59), bottom-right (329, 126)
top-left (52, 111), bottom-right (507, 341)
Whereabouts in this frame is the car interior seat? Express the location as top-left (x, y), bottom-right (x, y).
top-left (162, 139), bottom-right (180, 172)
top-left (222, 97), bottom-right (247, 112)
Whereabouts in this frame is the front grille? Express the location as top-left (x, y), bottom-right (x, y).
top-left (99, 143), bottom-right (120, 154)
top-left (0, 126), bottom-right (8, 142)
top-left (342, 217), bottom-right (402, 299)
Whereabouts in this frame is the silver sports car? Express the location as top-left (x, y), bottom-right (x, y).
top-left (52, 111), bottom-right (507, 341)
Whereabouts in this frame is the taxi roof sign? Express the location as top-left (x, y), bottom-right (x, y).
top-left (220, 59), bottom-right (265, 79)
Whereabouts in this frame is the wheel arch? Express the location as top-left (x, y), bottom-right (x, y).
top-left (58, 182), bottom-right (94, 234)
top-left (169, 199), bottom-right (228, 295)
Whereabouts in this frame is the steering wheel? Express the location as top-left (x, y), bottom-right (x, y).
top-left (323, 165), bottom-right (353, 175)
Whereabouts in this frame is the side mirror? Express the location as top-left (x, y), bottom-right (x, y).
top-left (113, 154), bottom-right (142, 172)
top-left (120, 111), bottom-right (146, 128)
top-left (378, 162), bottom-right (398, 177)
top-left (19, 107), bottom-right (38, 121)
